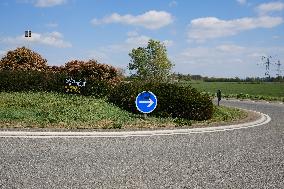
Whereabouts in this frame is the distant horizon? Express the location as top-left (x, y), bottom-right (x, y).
top-left (1, 0), bottom-right (283, 78)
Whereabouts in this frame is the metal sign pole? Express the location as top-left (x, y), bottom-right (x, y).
top-left (25, 30), bottom-right (31, 49)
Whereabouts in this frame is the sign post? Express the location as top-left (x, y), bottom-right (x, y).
top-left (25, 30), bottom-right (32, 48)
top-left (135, 91), bottom-right (157, 117)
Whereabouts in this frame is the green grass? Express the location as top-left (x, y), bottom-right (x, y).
top-left (0, 92), bottom-right (247, 129)
top-left (179, 81), bottom-right (284, 101)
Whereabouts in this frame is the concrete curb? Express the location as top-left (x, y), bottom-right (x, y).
top-left (0, 109), bottom-right (271, 138)
top-left (221, 98), bottom-right (284, 105)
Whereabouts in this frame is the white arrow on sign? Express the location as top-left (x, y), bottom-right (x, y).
top-left (139, 98), bottom-right (154, 107)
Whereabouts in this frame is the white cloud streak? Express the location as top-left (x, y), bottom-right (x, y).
top-left (108, 33), bottom-right (173, 53)
top-left (236, 0), bottom-right (247, 5)
top-left (0, 31), bottom-right (72, 48)
top-left (45, 22), bottom-right (58, 28)
top-left (174, 45), bottom-right (284, 77)
top-left (188, 16), bottom-right (283, 42)
top-left (91, 10), bottom-right (173, 30)
top-left (169, 1), bottom-right (178, 7)
top-left (34, 0), bottom-right (66, 7)
top-left (256, 1), bottom-right (284, 15)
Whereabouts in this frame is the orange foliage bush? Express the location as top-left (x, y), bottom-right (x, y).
top-left (0, 46), bottom-right (47, 71)
top-left (65, 59), bottom-right (122, 85)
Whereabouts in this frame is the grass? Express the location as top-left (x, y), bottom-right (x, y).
top-left (179, 81), bottom-right (284, 101)
top-left (0, 92), bottom-right (248, 129)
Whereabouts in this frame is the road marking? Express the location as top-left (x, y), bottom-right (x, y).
top-left (0, 110), bottom-right (271, 138)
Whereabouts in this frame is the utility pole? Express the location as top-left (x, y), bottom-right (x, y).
top-left (275, 60), bottom-right (282, 77)
top-left (259, 56), bottom-right (272, 80)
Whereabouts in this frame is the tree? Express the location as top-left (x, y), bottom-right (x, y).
top-left (128, 39), bottom-right (173, 82)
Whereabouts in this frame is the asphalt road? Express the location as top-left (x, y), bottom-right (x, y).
top-left (0, 100), bottom-right (283, 189)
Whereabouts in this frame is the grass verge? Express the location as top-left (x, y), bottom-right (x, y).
top-left (179, 81), bottom-right (284, 102)
top-left (0, 92), bottom-right (248, 130)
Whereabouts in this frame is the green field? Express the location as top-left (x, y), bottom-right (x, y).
top-left (180, 81), bottom-right (284, 100)
top-left (0, 92), bottom-right (246, 129)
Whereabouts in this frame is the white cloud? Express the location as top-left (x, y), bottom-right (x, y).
top-left (87, 50), bottom-right (111, 63)
top-left (108, 33), bottom-right (173, 53)
top-left (127, 31), bottom-right (139, 37)
top-left (188, 16), bottom-right (283, 42)
top-left (236, 0), bottom-right (247, 5)
top-left (216, 44), bottom-right (245, 52)
top-left (91, 10), bottom-right (173, 30)
top-left (34, 0), bottom-right (66, 7)
top-left (174, 45), bottom-right (284, 77)
top-left (0, 31), bottom-right (72, 48)
top-left (45, 22), bottom-right (58, 28)
top-left (163, 40), bottom-right (174, 47)
top-left (273, 35), bottom-right (281, 39)
top-left (169, 0), bottom-right (178, 7)
top-left (256, 2), bottom-right (284, 15)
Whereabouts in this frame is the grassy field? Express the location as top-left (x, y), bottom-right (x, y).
top-left (180, 81), bottom-right (284, 100)
top-left (0, 92), bottom-right (247, 129)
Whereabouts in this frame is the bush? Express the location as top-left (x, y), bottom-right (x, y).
top-left (63, 59), bottom-right (123, 97)
top-left (108, 82), bottom-right (213, 120)
top-left (0, 69), bottom-right (113, 98)
top-left (80, 80), bottom-right (111, 98)
top-left (0, 70), bottom-right (66, 93)
top-left (0, 47), bottom-right (47, 71)
top-left (65, 59), bottom-right (122, 86)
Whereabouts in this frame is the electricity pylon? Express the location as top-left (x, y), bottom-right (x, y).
top-left (259, 56), bottom-right (272, 79)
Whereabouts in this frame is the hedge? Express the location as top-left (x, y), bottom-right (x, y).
top-left (0, 70), bottom-right (110, 97)
top-left (108, 82), bottom-right (213, 120)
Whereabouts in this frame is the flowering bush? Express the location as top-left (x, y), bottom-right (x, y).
top-left (64, 78), bottom-right (86, 94)
top-left (65, 59), bottom-right (122, 86)
top-left (0, 47), bottom-right (124, 98)
top-left (0, 46), bottom-right (47, 71)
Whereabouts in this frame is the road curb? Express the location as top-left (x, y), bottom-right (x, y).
top-left (0, 110), bottom-right (271, 138)
top-left (222, 98), bottom-right (284, 105)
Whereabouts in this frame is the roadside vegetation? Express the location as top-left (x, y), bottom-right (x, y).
top-left (0, 92), bottom-right (247, 129)
top-left (179, 81), bottom-right (284, 102)
top-left (0, 43), bottom-right (250, 129)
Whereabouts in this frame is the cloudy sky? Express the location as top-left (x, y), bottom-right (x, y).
top-left (0, 0), bottom-right (284, 78)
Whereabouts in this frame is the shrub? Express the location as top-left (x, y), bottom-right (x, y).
top-left (44, 71), bottom-right (68, 93)
top-left (108, 82), bottom-right (213, 120)
top-left (80, 80), bottom-right (111, 98)
top-left (0, 47), bottom-right (47, 71)
top-left (0, 70), bottom-right (45, 92)
top-left (65, 59), bottom-right (122, 85)
top-left (46, 65), bottom-right (66, 73)
top-left (0, 70), bottom-right (66, 93)
top-left (63, 59), bottom-right (122, 97)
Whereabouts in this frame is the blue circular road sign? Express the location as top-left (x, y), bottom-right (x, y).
top-left (135, 91), bottom-right (157, 113)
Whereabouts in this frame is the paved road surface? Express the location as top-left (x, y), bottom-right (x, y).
top-left (0, 100), bottom-right (283, 189)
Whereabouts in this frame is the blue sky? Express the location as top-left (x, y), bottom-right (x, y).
top-left (0, 0), bottom-right (284, 78)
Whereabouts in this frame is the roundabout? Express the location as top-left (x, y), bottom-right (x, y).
top-left (0, 108), bottom-right (270, 138)
top-left (0, 100), bottom-right (283, 188)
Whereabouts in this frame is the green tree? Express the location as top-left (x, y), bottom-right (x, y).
top-left (128, 39), bottom-right (173, 82)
